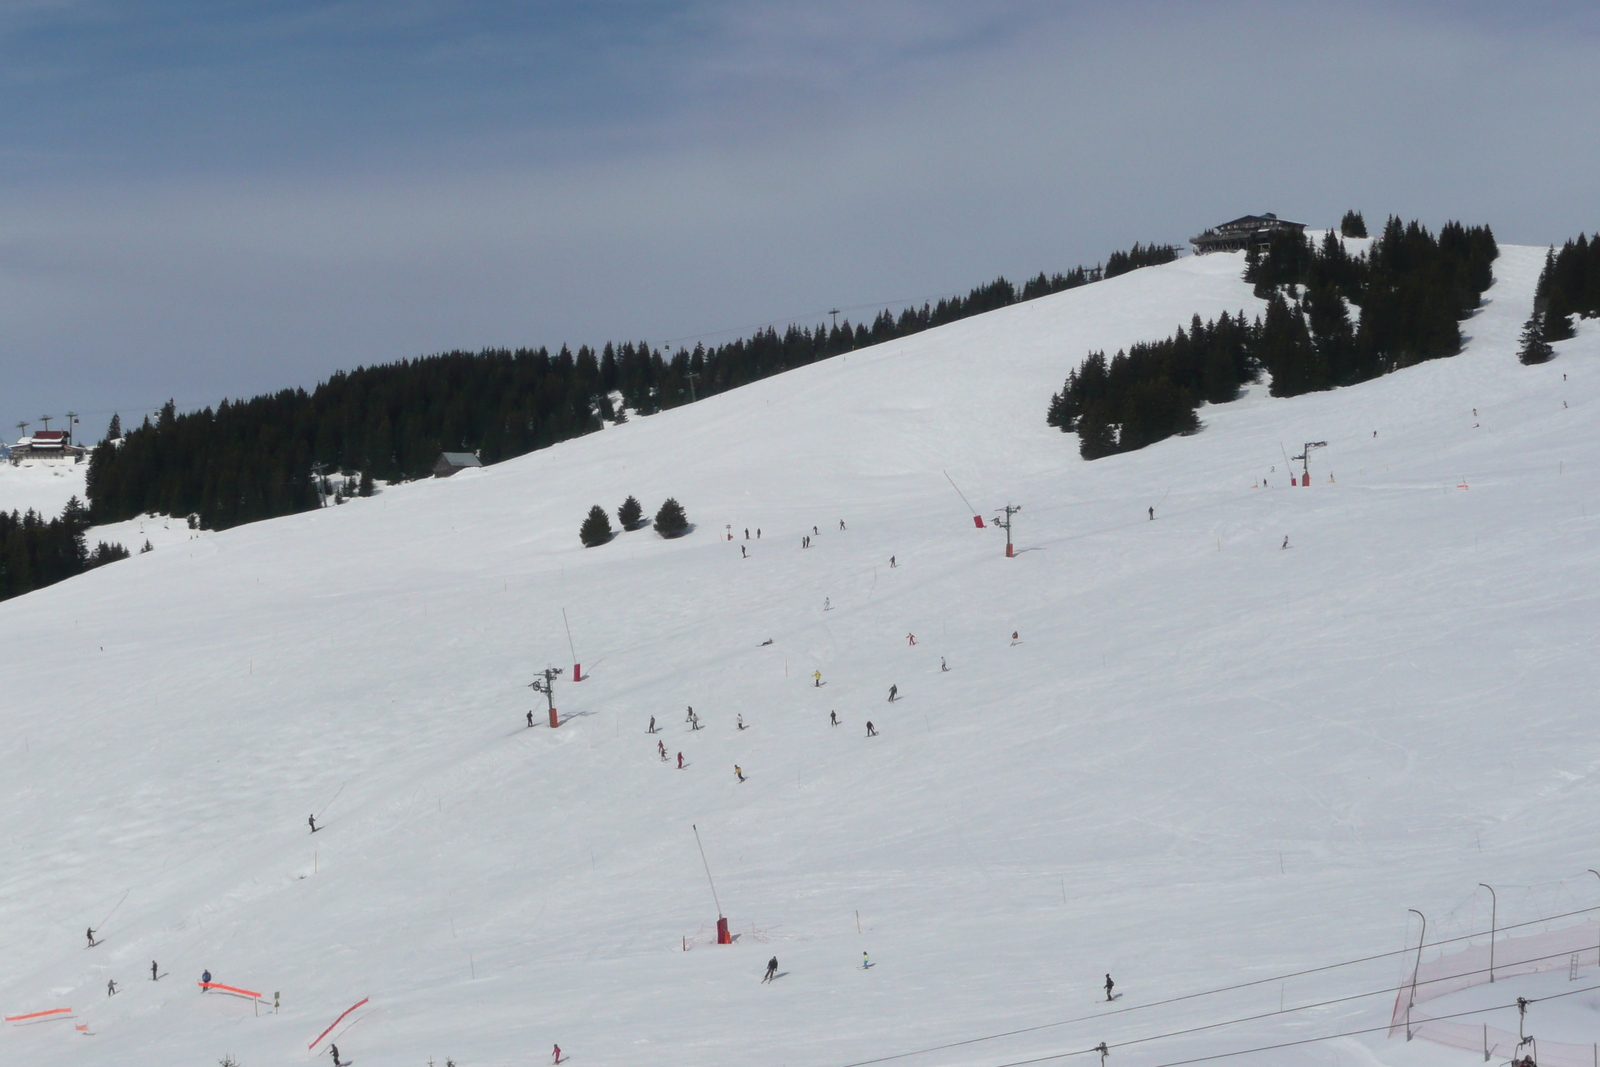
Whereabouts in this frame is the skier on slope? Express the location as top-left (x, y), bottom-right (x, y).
top-left (741, 545), bottom-right (746, 558)
top-left (686, 705), bottom-right (694, 722)
top-left (1105, 973), bottom-right (1115, 1001)
top-left (887, 684), bottom-right (897, 702)
top-left (737, 713), bottom-right (745, 730)
top-left (527, 709), bottom-right (534, 728)
top-left (107, 979), bottom-right (116, 996)
top-left (201, 969), bottom-right (211, 989)
top-left (308, 814), bottom-right (318, 833)
top-left (735, 765), bottom-right (746, 782)
top-left (86, 927), bottom-right (96, 947)
top-left (941, 656), bottom-right (949, 672)
top-left (839, 520), bottom-right (845, 530)
top-left (866, 721), bottom-right (877, 737)
top-left (907, 634), bottom-right (915, 646)
top-left (677, 752), bottom-right (685, 769)
top-left (763, 956), bottom-right (779, 982)
top-left (151, 960), bottom-right (158, 981)
top-left (830, 710), bottom-right (838, 726)
top-left (1148, 507), bottom-right (1154, 520)
top-left (813, 670), bottom-right (822, 688)
top-left (649, 715), bottom-right (656, 733)
top-left (658, 740), bottom-right (667, 760)
top-left (553, 1044), bottom-right (562, 1064)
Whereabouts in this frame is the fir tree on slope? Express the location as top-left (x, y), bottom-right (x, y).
top-left (1340, 210), bottom-right (1368, 238)
top-left (1518, 314), bottom-right (1555, 365)
top-left (580, 505), bottom-right (614, 547)
top-left (617, 495), bottom-right (644, 530)
top-left (653, 497), bottom-right (689, 538)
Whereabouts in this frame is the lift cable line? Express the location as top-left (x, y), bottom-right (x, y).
top-left (976, 981), bottom-right (1600, 1067)
top-left (836, 902), bottom-right (1600, 1067)
top-left (842, 950), bottom-right (1587, 1067)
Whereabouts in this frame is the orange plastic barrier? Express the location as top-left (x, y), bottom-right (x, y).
top-left (308, 996), bottom-right (369, 1050)
top-left (198, 982), bottom-right (262, 998)
top-left (6, 1007), bottom-right (73, 1022)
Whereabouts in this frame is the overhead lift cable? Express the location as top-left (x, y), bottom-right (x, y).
top-left (838, 904), bottom-right (1600, 1067)
top-left (980, 982), bottom-right (1600, 1067)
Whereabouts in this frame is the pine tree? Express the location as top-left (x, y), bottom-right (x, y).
top-left (580, 504), bottom-right (614, 547)
top-left (105, 413), bottom-right (122, 442)
top-left (653, 497), bottom-right (689, 538)
top-left (1339, 211), bottom-right (1368, 239)
top-left (1076, 405), bottom-right (1118, 460)
top-left (617, 495), bottom-right (643, 530)
top-left (358, 469), bottom-right (374, 497)
top-left (1518, 314), bottom-right (1555, 365)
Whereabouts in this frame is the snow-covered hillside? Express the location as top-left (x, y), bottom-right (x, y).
top-left (0, 456), bottom-right (87, 518)
top-left (4, 243), bottom-right (1599, 1067)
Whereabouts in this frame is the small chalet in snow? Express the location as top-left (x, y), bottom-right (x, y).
top-left (432, 452), bottom-right (483, 478)
top-left (1190, 213), bottom-right (1306, 255)
top-left (8, 429), bottom-right (85, 464)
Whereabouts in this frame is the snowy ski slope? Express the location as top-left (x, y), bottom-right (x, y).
top-left (3, 242), bottom-right (1599, 1067)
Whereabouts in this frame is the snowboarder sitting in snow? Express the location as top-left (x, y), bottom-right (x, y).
top-left (763, 956), bottom-right (779, 983)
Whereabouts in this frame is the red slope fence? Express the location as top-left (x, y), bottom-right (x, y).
top-left (1392, 919), bottom-right (1600, 1067)
top-left (309, 997), bottom-right (369, 1050)
top-left (198, 981), bottom-right (263, 999)
top-left (5, 1007), bottom-right (73, 1023)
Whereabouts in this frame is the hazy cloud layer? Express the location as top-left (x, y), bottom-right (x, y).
top-left (2, 0), bottom-right (1597, 438)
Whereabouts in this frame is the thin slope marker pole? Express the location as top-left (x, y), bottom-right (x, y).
top-left (563, 608), bottom-right (580, 680)
top-left (694, 825), bottom-right (732, 940)
top-left (693, 824), bottom-right (723, 920)
top-left (944, 470), bottom-right (983, 525)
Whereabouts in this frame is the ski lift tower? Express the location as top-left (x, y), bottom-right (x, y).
top-left (529, 665), bottom-right (564, 728)
top-left (1291, 441), bottom-right (1327, 486)
top-left (992, 504), bottom-right (1022, 558)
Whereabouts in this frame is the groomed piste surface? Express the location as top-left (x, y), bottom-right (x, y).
top-left (3, 240), bottom-right (1598, 1067)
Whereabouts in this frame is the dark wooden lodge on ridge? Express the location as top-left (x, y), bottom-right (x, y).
top-left (1190, 213), bottom-right (1306, 254)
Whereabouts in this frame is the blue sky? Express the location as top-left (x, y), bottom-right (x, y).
top-left (2, 0), bottom-right (1598, 441)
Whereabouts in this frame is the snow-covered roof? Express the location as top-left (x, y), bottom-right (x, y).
top-left (437, 452), bottom-right (482, 467)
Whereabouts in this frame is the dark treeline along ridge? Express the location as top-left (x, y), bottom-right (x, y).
top-left (1048, 213), bottom-right (1499, 459)
top-left (1519, 233), bottom-right (1600, 364)
top-left (84, 242), bottom-right (1178, 532)
top-left (1, 498), bottom-right (129, 603)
